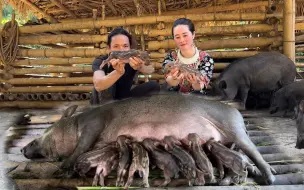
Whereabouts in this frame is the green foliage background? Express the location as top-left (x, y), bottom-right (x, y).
top-left (2, 4), bottom-right (37, 25)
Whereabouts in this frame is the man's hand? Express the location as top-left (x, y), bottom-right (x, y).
top-left (129, 57), bottom-right (144, 70)
top-left (110, 59), bottom-right (125, 75)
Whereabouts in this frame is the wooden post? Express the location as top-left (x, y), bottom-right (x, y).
top-left (0, 1), bottom-right (2, 28)
top-left (283, 0), bottom-right (295, 62)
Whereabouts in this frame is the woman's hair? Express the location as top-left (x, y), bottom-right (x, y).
top-left (171, 18), bottom-right (195, 36)
top-left (107, 27), bottom-right (133, 47)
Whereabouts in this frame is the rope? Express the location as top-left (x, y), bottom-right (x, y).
top-left (0, 13), bottom-right (19, 66)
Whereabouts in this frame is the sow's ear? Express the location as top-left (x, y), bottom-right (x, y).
top-left (60, 105), bottom-right (78, 119)
top-left (218, 80), bottom-right (227, 89)
top-left (299, 100), bottom-right (304, 112)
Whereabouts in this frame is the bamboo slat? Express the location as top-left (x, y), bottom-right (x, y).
top-left (19, 0), bottom-right (57, 23)
top-left (17, 48), bottom-right (108, 58)
top-left (283, 0), bottom-right (296, 62)
top-left (16, 49), bottom-right (264, 60)
top-left (148, 37), bottom-right (282, 51)
top-left (0, 77), bottom-right (93, 85)
top-left (4, 86), bottom-right (93, 93)
top-left (148, 24), bottom-right (275, 37)
top-left (18, 34), bottom-right (108, 45)
top-left (296, 47), bottom-right (304, 52)
top-left (50, 0), bottom-right (77, 18)
top-left (295, 34), bottom-right (304, 42)
top-left (161, 1), bottom-right (269, 16)
top-left (296, 63), bottom-right (304, 68)
top-left (12, 58), bottom-right (95, 66)
top-left (59, 1), bottom-right (270, 23)
top-left (149, 51), bottom-right (262, 59)
top-left (16, 13), bottom-right (281, 34)
top-left (9, 66), bottom-right (92, 75)
top-left (0, 100), bottom-right (89, 108)
top-left (138, 73), bottom-right (220, 80)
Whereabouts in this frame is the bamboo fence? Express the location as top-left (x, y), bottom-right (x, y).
top-left (0, 1), bottom-right (300, 107)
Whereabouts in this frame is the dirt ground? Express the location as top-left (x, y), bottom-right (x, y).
top-left (0, 106), bottom-right (304, 190)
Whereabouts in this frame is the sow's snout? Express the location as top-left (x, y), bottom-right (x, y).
top-left (21, 140), bottom-right (44, 159)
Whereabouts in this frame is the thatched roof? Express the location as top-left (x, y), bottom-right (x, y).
top-left (2, 0), bottom-right (304, 23)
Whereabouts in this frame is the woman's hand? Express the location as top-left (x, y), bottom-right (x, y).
top-left (170, 67), bottom-right (184, 81)
top-left (185, 73), bottom-right (197, 84)
top-left (129, 57), bottom-right (144, 70)
top-left (185, 73), bottom-right (204, 91)
top-left (110, 59), bottom-right (125, 75)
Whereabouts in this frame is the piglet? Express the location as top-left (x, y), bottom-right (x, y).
top-left (187, 133), bottom-right (215, 183)
top-left (206, 138), bottom-right (253, 183)
top-left (163, 135), bottom-right (198, 186)
top-left (116, 135), bottom-right (134, 186)
top-left (124, 142), bottom-right (150, 189)
top-left (142, 138), bottom-right (180, 186)
top-left (74, 142), bottom-right (118, 186)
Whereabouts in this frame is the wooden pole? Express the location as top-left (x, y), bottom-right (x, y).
top-left (283, 0), bottom-right (296, 62)
top-left (0, 100), bottom-right (89, 108)
top-left (149, 51), bottom-right (262, 59)
top-left (17, 48), bottom-right (108, 58)
top-left (148, 24), bottom-right (276, 37)
top-left (15, 13), bottom-right (281, 34)
top-left (12, 58), bottom-right (94, 66)
top-left (58, 1), bottom-right (271, 23)
top-left (148, 37), bottom-right (282, 51)
top-left (18, 34), bottom-right (107, 45)
top-left (8, 66), bottom-right (92, 75)
top-left (0, 77), bottom-right (93, 85)
top-left (4, 86), bottom-right (93, 93)
top-left (162, 1), bottom-right (269, 15)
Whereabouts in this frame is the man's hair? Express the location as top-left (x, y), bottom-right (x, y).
top-left (107, 27), bottom-right (133, 47)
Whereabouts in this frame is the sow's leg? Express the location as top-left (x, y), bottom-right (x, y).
top-left (61, 117), bottom-right (107, 171)
top-left (225, 111), bottom-right (276, 184)
top-left (235, 132), bottom-right (276, 184)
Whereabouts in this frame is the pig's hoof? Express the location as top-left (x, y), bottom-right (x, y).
top-left (219, 177), bottom-right (232, 186)
top-left (264, 167), bottom-right (276, 185)
top-left (53, 169), bottom-right (74, 179)
top-left (60, 159), bottom-right (73, 170)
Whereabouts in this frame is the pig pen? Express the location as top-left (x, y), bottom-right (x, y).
top-left (1, 105), bottom-right (304, 190)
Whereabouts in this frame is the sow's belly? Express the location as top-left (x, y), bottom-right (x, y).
top-left (101, 112), bottom-right (225, 143)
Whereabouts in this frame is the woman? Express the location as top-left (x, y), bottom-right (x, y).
top-left (91, 27), bottom-right (160, 104)
top-left (163, 18), bottom-right (214, 94)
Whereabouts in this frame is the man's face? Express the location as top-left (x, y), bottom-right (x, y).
top-left (109, 34), bottom-right (131, 51)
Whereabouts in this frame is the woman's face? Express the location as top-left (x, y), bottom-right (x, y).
top-left (108, 34), bottom-right (131, 51)
top-left (173, 25), bottom-right (195, 51)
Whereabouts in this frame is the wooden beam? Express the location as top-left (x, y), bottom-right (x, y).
top-left (161, 0), bottom-right (167, 11)
top-left (12, 58), bottom-right (94, 66)
top-left (162, 1), bottom-right (269, 15)
top-left (15, 13), bottom-right (281, 34)
top-left (283, 0), bottom-right (296, 62)
top-left (17, 48), bottom-right (108, 58)
top-left (50, 0), bottom-right (77, 18)
top-left (78, 3), bottom-right (94, 11)
top-left (18, 34), bottom-right (107, 45)
top-left (19, 0), bottom-right (57, 23)
top-left (105, 0), bottom-right (118, 15)
top-left (4, 86), bottom-right (93, 93)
